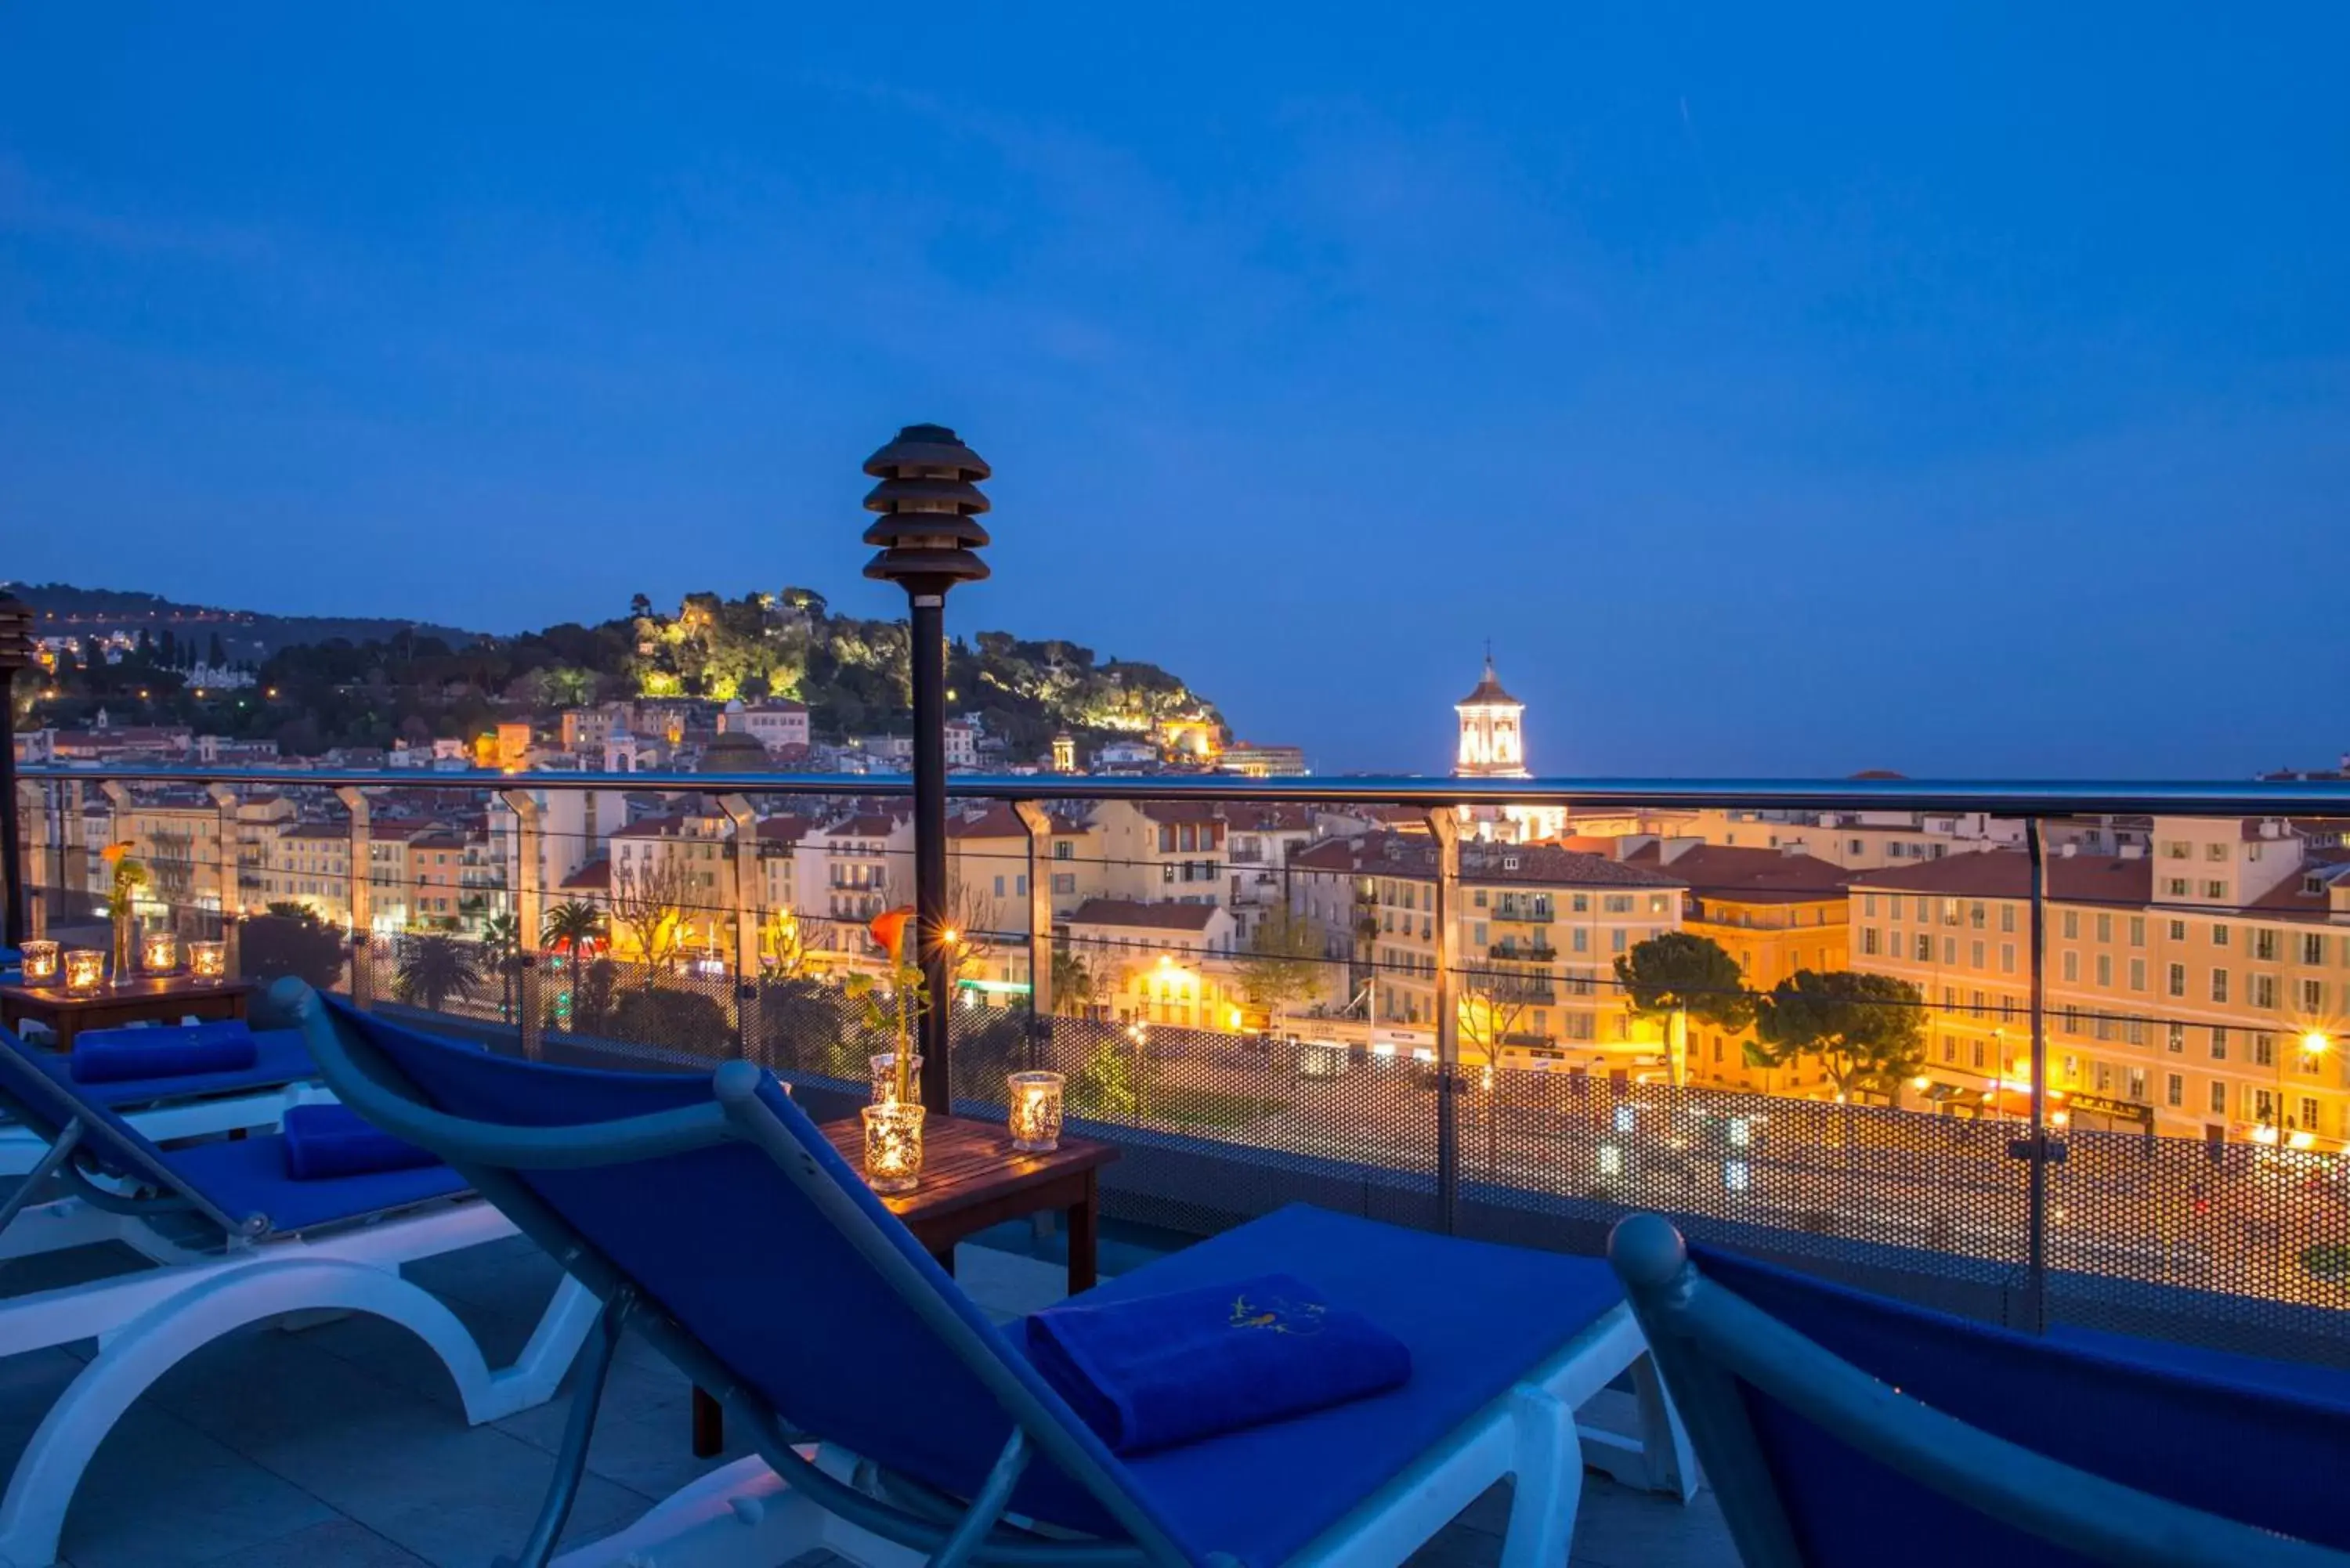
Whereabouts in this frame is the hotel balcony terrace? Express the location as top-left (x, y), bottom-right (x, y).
top-left (5, 765), bottom-right (2350, 1566)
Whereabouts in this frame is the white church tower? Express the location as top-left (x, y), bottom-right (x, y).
top-left (1454, 653), bottom-right (1528, 779)
top-left (1453, 652), bottom-right (1562, 841)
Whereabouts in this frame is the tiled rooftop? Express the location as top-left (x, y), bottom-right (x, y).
top-left (4, 1232), bottom-right (1734, 1568)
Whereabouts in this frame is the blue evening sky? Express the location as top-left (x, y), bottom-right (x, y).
top-left (3, 6), bottom-right (2344, 777)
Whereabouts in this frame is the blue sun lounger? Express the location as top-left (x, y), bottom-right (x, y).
top-left (1607, 1212), bottom-right (2350, 1567)
top-left (0, 990), bottom-right (339, 1177)
top-left (291, 980), bottom-right (1694, 1568)
top-left (0, 1023), bottom-right (338, 1251)
top-left (0, 1017), bottom-right (598, 1568)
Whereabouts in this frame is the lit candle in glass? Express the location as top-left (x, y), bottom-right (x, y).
top-left (63, 949), bottom-right (106, 995)
top-left (141, 930), bottom-right (179, 975)
top-left (19, 941), bottom-right (60, 985)
top-left (861, 1102), bottom-right (925, 1194)
top-left (189, 940), bottom-right (226, 982)
top-left (1007, 1071), bottom-right (1065, 1153)
top-left (869, 1052), bottom-right (922, 1107)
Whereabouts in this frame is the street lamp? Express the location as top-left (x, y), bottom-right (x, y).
top-left (862, 423), bottom-right (992, 1113)
top-left (0, 591), bottom-right (34, 948)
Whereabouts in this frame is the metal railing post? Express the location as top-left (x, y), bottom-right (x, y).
top-left (718, 794), bottom-right (762, 1061)
top-left (1427, 807), bottom-right (1462, 1234)
top-left (2023, 817), bottom-right (2050, 1334)
top-left (498, 789), bottom-right (545, 964)
top-left (1014, 801), bottom-right (1055, 1063)
top-left (334, 786), bottom-right (373, 939)
top-left (16, 781), bottom-right (49, 940)
top-left (60, 779), bottom-right (87, 925)
top-left (99, 780), bottom-right (131, 855)
top-left (205, 784), bottom-right (240, 961)
top-left (499, 789), bottom-right (546, 1058)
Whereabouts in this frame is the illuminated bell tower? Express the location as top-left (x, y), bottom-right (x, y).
top-left (1454, 654), bottom-right (1528, 779)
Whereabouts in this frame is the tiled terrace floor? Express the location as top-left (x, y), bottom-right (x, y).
top-left (3, 1234), bottom-right (1735, 1568)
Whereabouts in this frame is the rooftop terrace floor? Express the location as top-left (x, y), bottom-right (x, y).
top-left (4, 1232), bottom-right (1736, 1568)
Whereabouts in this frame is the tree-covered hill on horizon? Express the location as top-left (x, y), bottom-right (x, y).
top-left (8, 582), bottom-right (480, 659)
top-left (15, 582), bottom-right (1224, 761)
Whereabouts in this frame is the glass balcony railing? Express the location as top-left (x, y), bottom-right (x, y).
top-left (13, 762), bottom-right (2350, 1373)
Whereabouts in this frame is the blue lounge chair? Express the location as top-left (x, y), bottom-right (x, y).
top-left (0, 1019), bottom-right (599, 1568)
top-left (0, 988), bottom-right (340, 1177)
top-left (291, 981), bottom-right (1695, 1568)
top-left (0, 1024), bottom-right (342, 1258)
top-left (1607, 1212), bottom-right (2350, 1567)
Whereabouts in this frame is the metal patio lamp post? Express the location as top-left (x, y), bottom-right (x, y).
top-left (861, 423), bottom-right (992, 1113)
top-left (0, 591), bottom-right (33, 950)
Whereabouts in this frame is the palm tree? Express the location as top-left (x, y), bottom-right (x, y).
top-left (481, 912), bottom-right (522, 952)
top-left (541, 900), bottom-right (606, 962)
top-left (395, 934), bottom-right (484, 1014)
top-left (1050, 947), bottom-right (1097, 1018)
top-left (480, 912), bottom-right (523, 1022)
top-left (540, 900), bottom-right (606, 1025)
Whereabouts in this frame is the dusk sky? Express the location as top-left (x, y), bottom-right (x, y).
top-left (3, 6), bottom-right (2344, 778)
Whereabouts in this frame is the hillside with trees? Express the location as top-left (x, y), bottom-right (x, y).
top-left (7, 583), bottom-right (479, 660)
top-left (16, 583), bottom-right (1224, 761)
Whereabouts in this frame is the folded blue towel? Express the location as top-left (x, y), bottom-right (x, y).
top-left (1026, 1273), bottom-right (1411, 1454)
top-left (281, 1104), bottom-right (441, 1181)
top-left (70, 1021), bottom-right (258, 1083)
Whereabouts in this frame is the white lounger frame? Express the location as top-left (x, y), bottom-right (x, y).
top-left (0, 1196), bottom-right (598, 1568)
top-left (551, 1299), bottom-right (1694, 1568)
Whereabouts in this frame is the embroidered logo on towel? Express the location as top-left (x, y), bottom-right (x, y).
top-left (1229, 1290), bottom-right (1328, 1335)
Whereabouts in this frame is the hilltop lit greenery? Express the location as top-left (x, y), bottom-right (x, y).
top-left (627, 588), bottom-right (1218, 752)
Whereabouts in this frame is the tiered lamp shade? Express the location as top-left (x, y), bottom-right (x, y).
top-left (0, 594), bottom-right (32, 673)
top-left (860, 424), bottom-right (992, 591)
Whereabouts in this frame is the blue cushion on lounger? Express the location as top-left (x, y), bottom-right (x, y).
top-left (1076, 1206), bottom-right (1625, 1564)
top-left (32, 1028), bottom-right (316, 1108)
top-left (162, 1131), bottom-right (468, 1233)
top-left (70, 1021), bottom-right (258, 1083)
top-left (1029, 1273), bottom-right (1410, 1454)
top-left (281, 1103), bottom-right (438, 1180)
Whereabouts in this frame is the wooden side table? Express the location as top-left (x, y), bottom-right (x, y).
top-left (689, 1111), bottom-right (1119, 1458)
top-left (0, 977), bottom-right (253, 1053)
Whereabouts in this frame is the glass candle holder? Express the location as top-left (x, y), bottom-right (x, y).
top-left (860, 1102), bottom-right (925, 1194)
top-left (63, 949), bottom-right (106, 995)
top-left (868, 1052), bottom-right (922, 1107)
top-left (141, 930), bottom-right (180, 975)
top-left (19, 941), bottom-right (60, 985)
top-left (1007, 1071), bottom-right (1065, 1153)
top-left (188, 940), bottom-right (227, 981)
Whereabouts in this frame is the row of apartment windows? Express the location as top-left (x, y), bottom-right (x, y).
top-left (1860, 894), bottom-right (2016, 930)
top-left (1854, 898), bottom-right (2347, 967)
top-left (1860, 927), bottom-right (2021, 971)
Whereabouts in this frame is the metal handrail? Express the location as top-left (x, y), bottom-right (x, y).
top-left (18, 756), bottom-right (2350, 1324)
top-left (20, 763), bottom-right (2350, 818)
